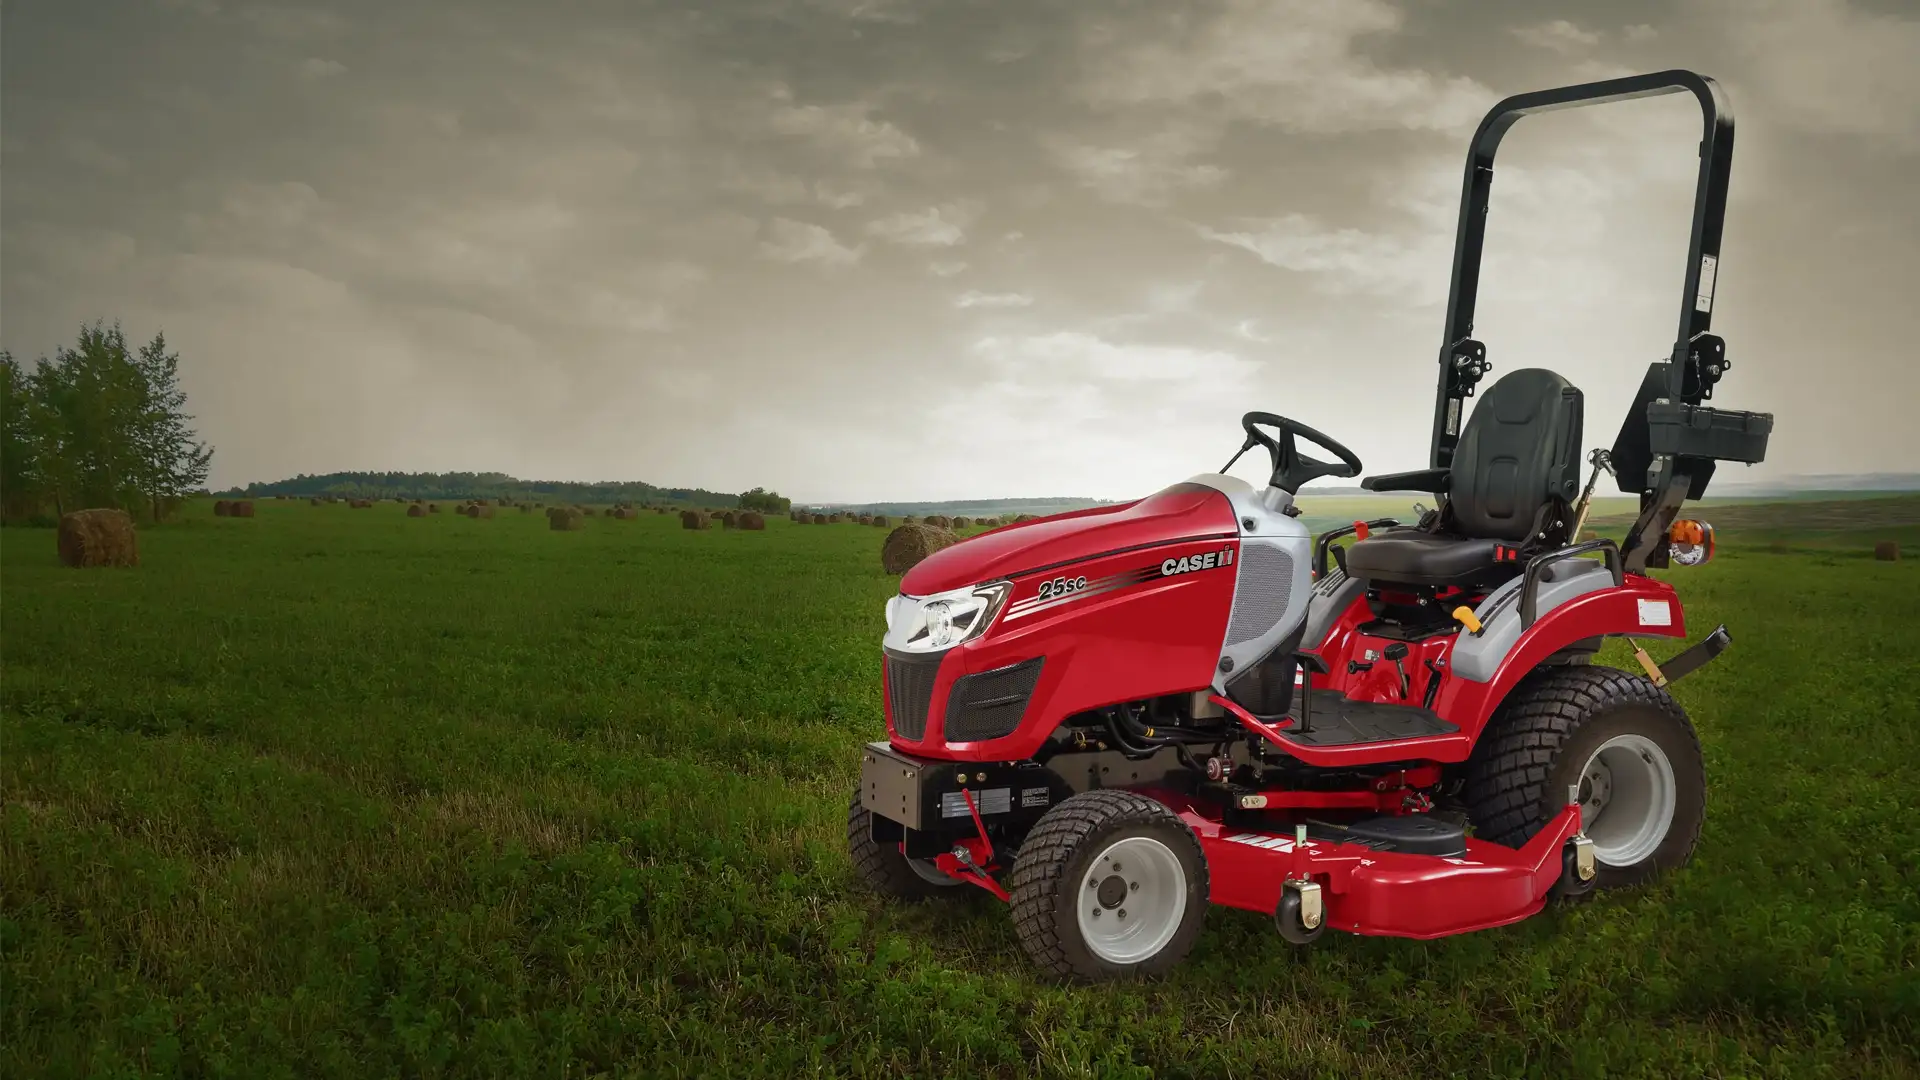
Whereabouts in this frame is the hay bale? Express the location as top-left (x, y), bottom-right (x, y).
top-left (1579, 530), bottom-right (1600, 542)
top-left (857, 514), bottom-right (873, 525)
top-left (924, 515), bottom-right (949, 527)
top-left (952, 516), bottom-right (971, 529)
top-left (230, 500), bottom-right (255, 518)
top-left (407, 503), bottom-right (426, 518)
top-left (309, 497), bottom-right (322, 506)
top-left (655, 507), bottom-right (668, 515)
top-left (521, 504), bottom-right (533, 514)
top-left (468, 504), bottom-right (496, 519)
top-left (872, 515), bottom-right (890, 527)
top-left (737, 511), bottom-right (766, 531)
top-left (429, 503), bottom-right (440, 513)
top-left (214, 500), bottom-right (231, 516)
top-left (882, 523), bottom-right (959, 575)
top-left (681, 509), bottom-right (710, 530)
top-left (721, 511), bottom-right (739, 529)
top-left (350, 499), bottom-right (374, 509)
top-left (548, 507), bottom-right (585, 531)
top-left (57, 508), bottom-right (139, 568)
top-left (811, 513), bottom-right (827, 525)
top-left (827, 513), bottom-right (843, 523)
top-left (1874, 541), bottom-right (1900, 562)
top-left (902, 515), bottom-right (917, 524)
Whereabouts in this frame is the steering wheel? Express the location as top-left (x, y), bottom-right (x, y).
top-left (1235, 412), bottom-right (1364, 495)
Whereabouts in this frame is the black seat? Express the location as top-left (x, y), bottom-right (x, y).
top-left (1346, 368), bottom-right (1583, 587)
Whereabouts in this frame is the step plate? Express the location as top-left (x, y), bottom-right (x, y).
top-left (1281, 690), bottom-right (1459, 747)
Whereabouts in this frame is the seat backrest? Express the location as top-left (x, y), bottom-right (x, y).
top-left (1449, 368), bottom-right (1583, 542)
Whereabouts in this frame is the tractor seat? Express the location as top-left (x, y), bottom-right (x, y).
top-left (1343, 530), bottom-right (1520, 588)
top-left (1344, 367), bottom-right (1584, 589)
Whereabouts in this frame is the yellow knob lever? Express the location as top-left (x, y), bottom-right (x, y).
top-left (1453, 606), bottom-right (1483, 634)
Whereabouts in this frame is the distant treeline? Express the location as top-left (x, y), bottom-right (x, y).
top-left (807, 497), bottom-right (1122, 517)
top-left (234, 472), bottom-right (792, 511)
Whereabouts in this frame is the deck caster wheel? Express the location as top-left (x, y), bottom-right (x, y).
top-left (1274, 880), bottom-right (1326, 945)
top-left (1553, 834), bottom-right (1598, 899)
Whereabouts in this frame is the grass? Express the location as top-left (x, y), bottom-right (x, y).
top-left (3, 497), bottom-right (1916, 1079)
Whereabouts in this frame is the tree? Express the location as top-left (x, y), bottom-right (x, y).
top-left (0, 321), bottom-right (214, 522)
top-left (131, 332), bottom-right (214, 521)
top-left (739, 486), bottom-right (792, 513)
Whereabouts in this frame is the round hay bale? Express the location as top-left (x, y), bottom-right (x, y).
top-left (952, 516), bottom-right (971, 529)
top-left (58, 508), bottom-right (139, 568)
top-left (680, 509), bottom-right (710, 530)
top-left (882, 523), bottom-right (959, 575)
top-left (872, 514), bottom-right (890, 527)
top-left (351, 499), bottom-right (373, 509)
top-left (468, 504), bottom-right (496, 519)
top-left (1578, 530), bottom-right (1600, 542)
top-left (309, 497), bottom-right (322, 506)
top-left (857, 514), bottom-right (873, 526)
top-left (902, 515), bottom-right (918, 524)
top-left (214, 500), bottom-right (232, 516)
top-left (811, 513), bottom-right (827, 525)
top-left (721, 511), bottom-right (739, 529)
top-left (230, 500), bottom-right (255, 518)
top-left (737, 511), bottom-right (766, 531)
top-left (828, 513), bottom-right (844, 523)
top-left (924, 515), bottom-right (949, 528)
top-left (655, 506), bottom-right (667, 514)
top-left (520, 504), bottom-right (533, 514)
top-left (407, 503), bottom-right (426, 517)
top-left (548, 507), bottom-right (585, 531)
top-left (1874, 541), bottom-right (1900, 562)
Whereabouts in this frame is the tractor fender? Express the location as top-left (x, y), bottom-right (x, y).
top-left (1434, 572), bottom-right (1687, 737)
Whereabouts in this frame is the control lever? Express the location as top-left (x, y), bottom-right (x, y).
top-left (1383, 643), bottom-right (1411, 700)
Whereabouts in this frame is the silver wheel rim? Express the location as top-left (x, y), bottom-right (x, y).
top-left (1075, 835), bottom-right (1188, 965)
top-left (1577, 733), bottom-right (1676, 867)
top-left (907, 856), bottom-right (964, 887)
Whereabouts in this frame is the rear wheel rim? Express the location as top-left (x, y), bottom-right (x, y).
top-left (1577, 733), bottom-right (1676, 867)
top-left (1075, 835), bottom-right (1187, 965)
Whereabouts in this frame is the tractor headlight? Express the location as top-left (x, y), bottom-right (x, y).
top-left (884, 581), bottom-right (1011, 653)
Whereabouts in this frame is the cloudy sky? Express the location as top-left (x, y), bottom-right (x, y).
top-left (4, 0), bottom-right (1916, 500)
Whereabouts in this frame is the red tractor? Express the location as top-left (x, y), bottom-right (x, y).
top-left (850, 70), bottom-right (1772, 980)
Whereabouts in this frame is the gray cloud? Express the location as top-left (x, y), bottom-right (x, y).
top-left (2, 0), bottom-right (1916, 500)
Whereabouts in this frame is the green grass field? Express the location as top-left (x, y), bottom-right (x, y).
top-left (4, 498), bottom-right (1917, 1079)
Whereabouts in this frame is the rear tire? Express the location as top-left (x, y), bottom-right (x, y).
top-left (1007, 790), bottom-right (1209, 981)
top-left (1464, 665), bottom-right (1704, 890)
top-left (846, 791), bottom-right (966, 900)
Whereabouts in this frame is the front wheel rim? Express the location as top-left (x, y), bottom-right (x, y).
top-left (1074, 835), bottom-right (1187, 965)
top-left (1577, 733), bottom-right (1676, 866)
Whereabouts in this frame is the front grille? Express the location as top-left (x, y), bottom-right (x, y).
top-left (884, 652), bottom-right (943, 740)
top-left (943, 658), bottom-right (1045, 742)
top-left (1225, 541), bottom-right (1296, 646)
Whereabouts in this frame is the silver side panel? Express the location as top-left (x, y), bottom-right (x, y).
top-left (1302, 567), bottom-right (1365, 650)
top-left (1188, 475), bottom-right (1313, 694)
top-left (1451, 560), bottom-right (1615, 683)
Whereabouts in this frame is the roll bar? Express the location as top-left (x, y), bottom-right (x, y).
top-left (1429, 70), bottom-right (1735, 470)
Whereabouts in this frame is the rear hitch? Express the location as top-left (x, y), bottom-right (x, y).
top-left (1629, 624), bottom-right (1730, 688)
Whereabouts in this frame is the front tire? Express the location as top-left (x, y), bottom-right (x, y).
top-left (1007, 790), bottom-right (1209, 981)
top-left (1464, 665), bottom-right (1705, 889)
top-left (846, 791), bottom-right (967, 900)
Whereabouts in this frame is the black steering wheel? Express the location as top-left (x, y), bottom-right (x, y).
top-left (1232, 412), bottom-right (1364, 495)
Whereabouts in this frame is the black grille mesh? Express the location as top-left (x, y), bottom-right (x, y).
top-left (943, 658), bottom-right (1045, 743)
top-left (884, 653), bottom-right (943, 740)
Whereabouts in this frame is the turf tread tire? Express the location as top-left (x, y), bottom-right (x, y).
top-left (1464, 664), bottom-right (1704, 889)
top-left (1007, 790), bottom-right (1208, 982)
top-left (845, 792), bottom-right (963, 901)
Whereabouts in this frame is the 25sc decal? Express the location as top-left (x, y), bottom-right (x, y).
top-left (1036, 575), bottom-right (1089, 599)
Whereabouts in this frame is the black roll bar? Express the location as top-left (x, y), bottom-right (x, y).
top-left (1430, 70), bottom-right (1735, 470)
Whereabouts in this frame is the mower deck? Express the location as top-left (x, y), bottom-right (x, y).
top-left (1160, 793), bottom-right (1586, 938)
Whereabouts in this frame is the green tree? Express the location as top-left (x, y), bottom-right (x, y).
top-left (0, 351), bottom-right (43, 519)
top-left (131, 332), bottom-right (213, 521)
top-left (739, 486), bottom-right (791, 513)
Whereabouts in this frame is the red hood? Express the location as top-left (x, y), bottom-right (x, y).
top-left (899, 482), bottom-right (1237, 594)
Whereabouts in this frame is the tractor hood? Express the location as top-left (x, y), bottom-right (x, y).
top-left (898, 481), bottom-right (1239, 596)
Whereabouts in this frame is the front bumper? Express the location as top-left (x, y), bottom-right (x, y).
top-left (859, 741), bottom-right (1067, 856)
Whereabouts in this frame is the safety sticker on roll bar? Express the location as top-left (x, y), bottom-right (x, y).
top-left (1695, 254), bottom-right (1717, 313)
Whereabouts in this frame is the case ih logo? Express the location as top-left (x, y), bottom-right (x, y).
top-left (1161, 547), bottom-right (1234, 578)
